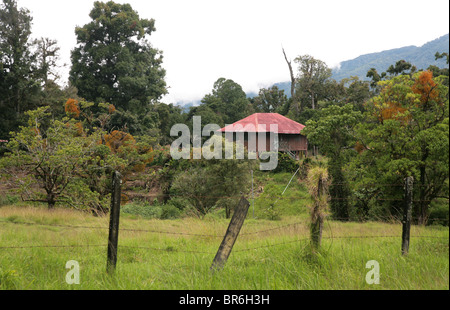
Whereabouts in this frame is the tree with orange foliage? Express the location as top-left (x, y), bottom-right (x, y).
top-left (102, 130), bottom-right (154, 174)
top-left (354, 71), bottom-right (448, 224)
top-left (64, 99), bottom-right (80, 118)
top-left (0, 107), bottom-right (101, 209)
top-left (103, 130), bottom-right (136, 154)
top-left (62, 100), bottom-right (153, 214)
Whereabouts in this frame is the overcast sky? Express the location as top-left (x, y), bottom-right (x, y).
top-left (17, 0), bottom-right (450, 104)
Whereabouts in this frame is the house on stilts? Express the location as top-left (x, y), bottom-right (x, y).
top-left (218, 113), bottom-right (308, 160)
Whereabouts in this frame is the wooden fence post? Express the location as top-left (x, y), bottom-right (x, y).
top-left (310, 177), bottom-right (324, 251)
top-left (107, 171), bottom-right (122, 274)
top-left (211, 197), bottom-right (250, 271)
top-left (402, 176), bottom-right (414, 256)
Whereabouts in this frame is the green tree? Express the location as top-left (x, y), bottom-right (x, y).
top-left (428, 52), bottom-right (449, 87)
top-left (338, 76), bottom-right (371, 113)
top-left (386, 60), bottom-right (416, 76)
top-left (252, 86), bottom-right (289, 113)
top-left (0, 0), bottom-right (39, 139)
top-left (33, 37), bottom-right (61, 87)
top-left (294, 55), bottom-right (333, 112)
top-left (153, 103), bottom-right (186, 146)
top-left (69, 1), bottom-right (167, 116)
top-left (303, 104), bottom-right (362, 220)
top-left (170, 136), bottom-right (255, 218)
top-left (366, 67), bottom-right (386, 90)
top-left (186, 104), bottom-right (224, 131)
top-left (201, 78), bottom-right (250, 124)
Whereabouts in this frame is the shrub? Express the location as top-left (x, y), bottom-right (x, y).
top-left (255, 183), bottom-right (282, 220)
top-left (428, 201), bottom-right (449, 226)
top-left (0, 194), bottom-right (20, 207)
top-left (273, 152), bottom-right (298, 173)
top-left (160, 204), bottom-right (181, 219)
top-left (121, 202), bottom-right (162, 219)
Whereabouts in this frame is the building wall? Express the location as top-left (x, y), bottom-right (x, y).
top-left (279, 134), bottom-right (308, 151)
top-left (224, 132), bottom-right (307, 152)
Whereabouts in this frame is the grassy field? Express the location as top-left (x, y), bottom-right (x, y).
top-left (0, 205), bottom-right (448, 290)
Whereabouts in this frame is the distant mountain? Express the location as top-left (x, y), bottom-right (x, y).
top-left (332, 33), bottom-right (449, 81)
top-left (253, 34), bottom-right (449, 99)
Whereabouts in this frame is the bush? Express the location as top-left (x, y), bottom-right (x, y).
top-left (254, 183), bottom-right (282, 220)
top-left (428, 201), bottom-right (449, 226)
top-left (168, 197), bottom-right (190, 211)
top-left (121, 202), bottom-right (162, 219)
top-left (160, 204), bottom-right (181, 219)
top-left (273, 152), bottom-right (298, 173)
top-left (0, 194), bottom-right (20, 207)
top-left (121, 201), bottom-right (182, 220)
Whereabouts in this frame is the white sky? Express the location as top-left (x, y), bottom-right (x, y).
top-left (16, 0), bottom-right (450, 104)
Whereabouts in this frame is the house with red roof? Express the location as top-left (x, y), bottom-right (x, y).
top-left (219, 113), bottom-right (308, 159)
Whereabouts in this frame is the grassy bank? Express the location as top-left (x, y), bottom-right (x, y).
top-left (0, 205), bottom-right (448, 290)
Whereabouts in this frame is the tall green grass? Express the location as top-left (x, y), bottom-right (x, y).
top-left (0, 205), bottom-right (448, 290)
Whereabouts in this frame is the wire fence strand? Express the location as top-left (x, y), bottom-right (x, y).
top-left (1, 217), bottom-right (448, 254)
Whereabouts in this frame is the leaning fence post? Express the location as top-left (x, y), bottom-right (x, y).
top-left (402, 176), bottom-right (413, 256)
top-left (211, 197), bottom-right (250, 271)
top-left (107, 171), bottom-right (122, 274)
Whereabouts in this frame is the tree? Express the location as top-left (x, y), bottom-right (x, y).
top-left (186, 104), bottom-right (224, 132)
top-left (152, 103), bottom-right (186, 146)
top-left (366, 68), bottom-right (386, 90)
top-left (294, 55), bottom-right (333, 111)
top-left (0, 107), bottom-right (98, 209)
top-left (61, 98), bottom-right (155, 213)
top-left (367, 59), bottom-right (418, 93)
top-left (33, 37), bottom-right (61, 87)
top-left (303, 104), bottom-right (362, 220)
top-left (252, 86), bottom-right (288, 113)
top-left (0, 0), bottom-right (39, 139)
top-left (428, 52), bottom-right (449, 87)
top-left (354, 71), bottom-right (449, 224)
top-left (69, 1), bottom-right (167, 115)
top-left (386, 60), bottom-right (416, 76)
top-left (201, 78), bottom-right (250, 124)
top-left (170, 136), bottom-right (255, 218)
top-left (0, 1), bottom-right (63, 141)
top-left (282, 48), bottom-right (297, 112)
top-left (338, 76), bottom-right (371, 113)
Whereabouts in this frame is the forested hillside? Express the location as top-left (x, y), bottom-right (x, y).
top-left (332, 33), bottom-right (449, 81)
top-left (269, 34), bottom-right (449, 98)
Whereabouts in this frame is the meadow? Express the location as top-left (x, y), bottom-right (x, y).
top-left (0, 204), bottom-right (448, 290)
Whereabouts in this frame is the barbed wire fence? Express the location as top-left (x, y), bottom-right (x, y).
top-left (0, 171), bottom-right (448, 272)
top-left (0, 216), bottom-right (447, 252)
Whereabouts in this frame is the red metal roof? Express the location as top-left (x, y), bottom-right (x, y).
top-left (219, 113), bottom-right (305, 134)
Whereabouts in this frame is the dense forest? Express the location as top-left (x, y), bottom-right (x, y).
top-left (1, 0), bottom-right (448, 225)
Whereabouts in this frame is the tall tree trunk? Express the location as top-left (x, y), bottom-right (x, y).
top-left (417, 148), bottom-right (429, 225)
top-left (282, 48), bottom-right (298, 114)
